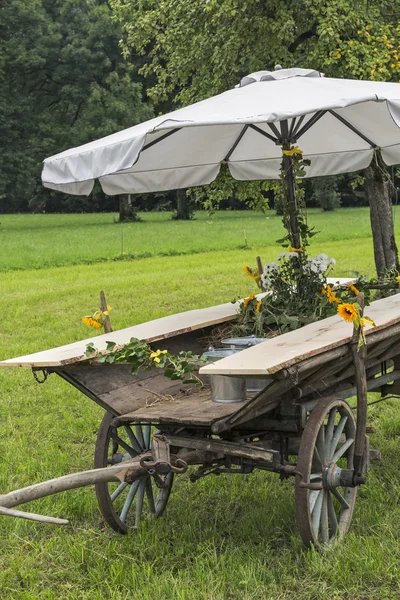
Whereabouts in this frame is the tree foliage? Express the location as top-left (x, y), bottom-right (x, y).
top-left (0, 0), bottom-right (152, 212)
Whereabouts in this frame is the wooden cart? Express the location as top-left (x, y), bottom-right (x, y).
top-left (1, 283), bottom-right (399, 549)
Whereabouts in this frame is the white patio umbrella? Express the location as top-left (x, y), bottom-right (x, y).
top-left (42, 66), bottom-right (400, 245)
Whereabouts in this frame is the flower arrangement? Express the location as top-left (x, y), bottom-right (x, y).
top-left (237, 251), bottom-right (339, 336)
top-left (85, 338), bottom-right (205, 387)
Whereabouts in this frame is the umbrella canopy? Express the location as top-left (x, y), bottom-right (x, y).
top-left (42, 67), bottom-right (400, 196)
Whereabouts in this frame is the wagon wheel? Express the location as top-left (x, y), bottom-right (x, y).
top-left (94, 412), bottom-right (173, 533)
top-left (295, 397), bottom-right (357, 549)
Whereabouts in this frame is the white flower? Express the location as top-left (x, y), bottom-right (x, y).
top-left (329, 258), bottom-right (336, 266)
top-left (278, 252), bottom-right (298, 259)
top-left (263, 262), bottom-right (279, 275)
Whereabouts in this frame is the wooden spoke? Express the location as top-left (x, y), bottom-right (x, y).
top-left (134, 480), bottom-right (146, 528)
top-left (327, 492), bottom-right (338, 535)
top-left (110, 432), bottom-right (136, 458)
top-left (124, 426), bottom-right (143, 454)
top-left (310, 489), bottom-right (321, 514)
top-left (325, 407), bottom-right (337, 460)
top-left (320, 491), bottom-right (329, 544)
top-left (312, 490), bottom-right (323, 536)
top-left (145, 478), bottom-right (156, 514)
top-left (329, 415), bottom-right (348, 457)
top-left (135, 425), bottom-right (145, 451)
top-left (143, 425), bottom-right (151, 449)
top-left (331, 437), bottom-right (354, 464)
top-left (331, 488), bottom-right (350, 510)
top-left (120, 480), bottom-right (140, 523)
top-left (110, 481), bottom-right (128, 502)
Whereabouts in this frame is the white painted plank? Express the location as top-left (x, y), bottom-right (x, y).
top-left (0, 277), bottom-right (354, 369)
top-left (200, 293), bottom-right (400, 377)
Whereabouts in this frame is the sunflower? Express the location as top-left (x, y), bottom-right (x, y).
top-left (255, 300), bottom-right (262, 313)
top-left (325, 285), bottom-right (341, 304)
top-left (347, 284), bottom-right (360, 296)
top-left (243, 293), bottom-right (255, 308)
top-left (338, 303), bottom-right (358, 323)
top-left (82, 316), bottom-right (102, 329)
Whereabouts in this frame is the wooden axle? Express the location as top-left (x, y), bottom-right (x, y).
top-left (0, 457), bottom-right (150, 524)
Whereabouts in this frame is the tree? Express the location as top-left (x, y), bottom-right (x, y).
top-left (310, 177), bottom-right (341, 211)
top-left (0, 0), bottom-right (152, 215)
top-left (307, 1), bottom-right (400, 275)
top-left (110, 0), bottom-right (400, 275)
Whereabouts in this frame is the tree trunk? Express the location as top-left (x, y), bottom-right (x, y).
top-left (364, 154), bottom-right (399, 277)
top-left (119, 194), bottom-right (140, 222)
top-left (175, 189), bottom-right (192, 220)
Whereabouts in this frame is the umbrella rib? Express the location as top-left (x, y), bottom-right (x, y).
top-left (295, 111), bottom-right (327, 140)
top-left (142, 128), bottom-right (180, 152)
top-left (290, 115), bottom-right (306, 140)
top-left (268, 122), bottom-right (281, 140)
top-left (288, 117), bottom-right (298, 140)
top-left (328, 110), bottom-right (377, 148)
top-left (249, 124), bottom-right (278, 143)
top-left (224, 125), bottom-right (249, 161)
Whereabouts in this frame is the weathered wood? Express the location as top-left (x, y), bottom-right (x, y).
top-left (100, 291), bottom-right (113, 334)
top-left (114, 389), bottom-right (239, 426)
top-left (167, 435), bottom-right (277, 463)
top-left (0, 505), bottom-right (69, 525)
top-left (256, 256), bottom-right (263, 275)
top-left (0, 277), bottom-right (354, 368)
top-left (299, 369), bottom-right (400, 412)
top-left (351, 293), bottom-right (368, 478)
top-left (0, 458), bottom-right (148, 510)
top-left (56, 365), bottom-right (200, 417)
top-left (200, 293), bottom-right (400, 378)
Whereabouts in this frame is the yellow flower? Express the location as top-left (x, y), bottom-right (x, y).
top-left (243, 264), bottom-right (260, 280)
top-left (289, 246), bottom-right (304, 252)
top-left (255, 300), bottom-right (262, 313)
top-left (282, 145), bottom-right (303, 157)
top-left (326, 285), bottom-right (341, 304)
top-left (243, 293), bottom-right (255, 308)
top-left (360, 316), bottom-right (375, 328)
top-left (94, 312), bottom-right (102, 321)
top-left (82, 317), bottom-right (102, 329)
top-left (347, 284), bottom-right (360, 296)
top-left (338, 303), bottom-right (358, 323)
top-left (150, 349), bottom-right (168, 361)
top-left (396, 276), bottom-right (400, 281)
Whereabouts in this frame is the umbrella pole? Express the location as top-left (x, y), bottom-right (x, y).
top-left (281, 121), bottom-right (301, 250)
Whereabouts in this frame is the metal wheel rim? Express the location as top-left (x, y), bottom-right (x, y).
top-left (295, 397), bottom-right (357, 549)
top-left (94, 412), bottom-right (173, 533)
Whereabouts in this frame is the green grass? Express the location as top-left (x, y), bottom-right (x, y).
top-left (1, 209), bottom-right (400, 599)
top-left (2, 207), bottom-right (399, 272)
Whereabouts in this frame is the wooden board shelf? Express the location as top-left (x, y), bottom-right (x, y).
top-left (0, 278), bottom-right (354, 369)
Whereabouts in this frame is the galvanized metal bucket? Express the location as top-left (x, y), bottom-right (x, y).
top-left (221, 337), bottom-right (271, 393)
top-left (204, 349), bottom-right (246, 403)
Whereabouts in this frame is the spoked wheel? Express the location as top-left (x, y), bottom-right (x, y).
top-left (296, 397), bottom-right (357, 549)
top-left (94, 412), bottom-right (173, 533)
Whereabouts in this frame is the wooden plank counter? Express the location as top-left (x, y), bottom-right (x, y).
top-left (200, 293), bottom-right (400, 377)
top-left (0, 277), bottom-right (354, 369)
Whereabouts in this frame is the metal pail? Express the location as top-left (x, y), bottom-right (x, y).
top-left (204, 349), bottom-right (246, 403)
top-left (209, 374), bottom-right (246, 404)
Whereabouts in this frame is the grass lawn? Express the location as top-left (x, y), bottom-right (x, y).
top-left (0, 209), bottom-right (400, 599)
